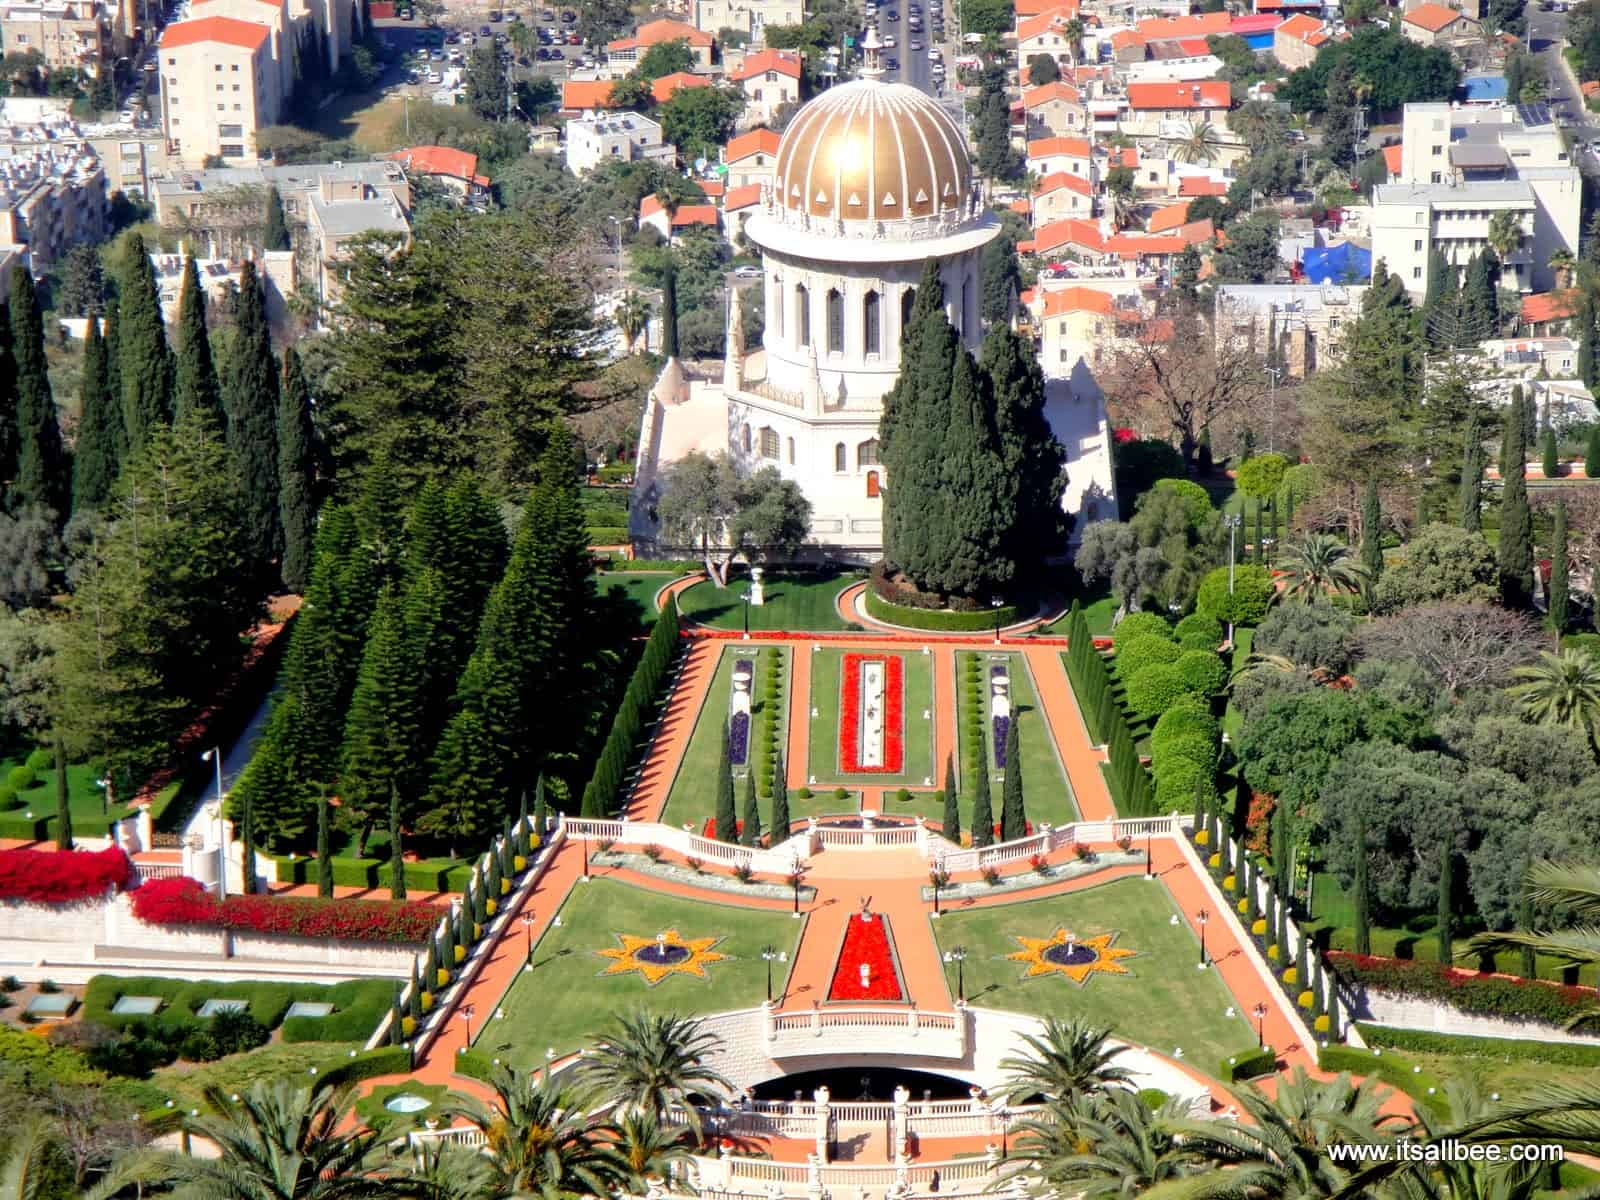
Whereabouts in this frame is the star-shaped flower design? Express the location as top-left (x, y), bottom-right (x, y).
top-left (1006, 928), bottom-right (1137, 985)
top-left (595, 929), bottom-right (729, 985)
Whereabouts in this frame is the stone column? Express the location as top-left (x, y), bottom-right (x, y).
top-left (814, 1087), bottom-right (831, 1164)
top-left (892, 1086), bottom-right (910, 1164)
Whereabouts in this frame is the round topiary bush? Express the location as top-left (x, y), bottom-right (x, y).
top-left (1174, 613), bottom-right (1224, 651)
top-left (1111, 611), bottom-right (1173, 651)
top-left (1151, 697), bottom-right (1219, 751)
top-left (7, 765), bottom-right (35, 792)
top-left (1116, 634), bottom-right (1183, 680)
top-left (1154, 756), bottom-right (1217, 811)
top-left (24, 748), bottom-right (52, 772)
top-left (1153, 732), bottom-right (1219, 773)
top-left (1174, 651), bottom-right (1228, 698)
top-left (797, 786), bottom-right (812, 799)
top-left (833, 786), bottom-right (850, 800)
top-left (894, 787), bottom-right (910, 803)
top-left (1124, 663), bottom-right (1196, 718)
top-left (1196, 565), bottom-right (1274, 626)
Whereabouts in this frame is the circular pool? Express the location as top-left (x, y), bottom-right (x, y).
top-left (384, 1094), bottom-right (432, 1114)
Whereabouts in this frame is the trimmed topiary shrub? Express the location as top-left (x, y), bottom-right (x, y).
top-left (1174, 651), bottom-right (1228, 697)
top-left (1116, 634), bottom-right (1184, 680)
top-left (1222, 1045), bottom-right (1277, 1082)
top-left (1196, 565), bottom-right (1274, 626)
top-left (1151, 697), bottom-right (1219, 750)
top-left (1154, 757), bottom-right (1216, 811)
top-left (1174, 613), bottom-right (1224, 651)
top-left (1111, 611), bottom-right (1172, 651)
top-left (1125, 663), bottom-right (1197, 718)
top-left (1153, 733), bottom-right (1219, 773)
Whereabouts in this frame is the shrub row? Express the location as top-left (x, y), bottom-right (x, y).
top-left (1330, 952), bottom-right (1600, 1027)
top-left (868, 560), bottom-right (1017, 616)
top-left (0, 846), bottom-right (130, 902)
top-left (82, 975), bottom-right (395, 1045)
top-left (0, 808), bottom-right (128, 841)
top-left (1318, 1043), bottom-right (1450, 1118)
top-left (271, 855), bottom-right (473, 893)
top-left (1150, 698), bottom-right (1220, 813)
top-left (756, 647), bottom-right (785, 799)
top-left (1063, 602), bottom-right (1154, 816)
top-left (1356, 1022), bottom-right (1600, 1066)
top-left (960, 653), bottom-right (986, 795)
top-left (1220, 1045), bottom-right (1277, 1082)
top-left (319, 1044), bottom-right (412, 1087)
top-left (864, 588), bottom-right (1019, 631)
top-left (130, 876), bottom-right (440, 944)
top-left (581, 594), bottom-right (680, 817)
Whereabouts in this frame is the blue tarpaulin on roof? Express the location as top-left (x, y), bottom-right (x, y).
top-left (1302, 241), bottom-right (1372, 283)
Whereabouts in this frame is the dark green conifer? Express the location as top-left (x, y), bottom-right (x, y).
top-left (9, 268), bottom-right (67, 517)
top-left (316, 787), bottom-right (333, 898)
top-left (117, 233), bottom-right (173, 450)
top-left (0, 296), bottom-right (15, 493)
top-left (1000, 717), bottom-right (1026, 841)
top-left (661, 265), bottom-right (678, 358)
top-left (174, 256), bottom-right (221, 424)
top-left (277, 346), bottom-right (316, 592)
top-left (1459, 414), bottom-right (1483, 532)
top-left (1543, 424), bottom-right (1560, 480)
top-left (223, 260), bottom-right (281, 577)
top-left (770, 754), bottom-right (790, 841)
top-left (1499, 386), bottom-right (1535, 606)
top-left (740, 768), bottom-right (761, 847)
top-left (264, 185), bottom-right (291, 251)
top-left (54, 737), bottom-right (70, 850)
top-left (1360, 477), bottom-right (1383, 582)
top-left (970, 732), bottom-right (994, 847)
top-left (1353, 806), bottom-right (1371, 957)
top-left (715, 721), bottom-right (736, 842)
top-left (388, 782), bottom-right (406, 900)
top-left (941, 752), bottom-right (959, 843)
top-left (341, 587), bottom-right (419, 854)
top-left (1551, 497), bottom-right (1570, 632)
top-left (1588, 425), bottom-right (1600, 479)
top-left (1437, 837), bottom-right (1455, 962)
top-left (72, 315), bottom-right (119, 512)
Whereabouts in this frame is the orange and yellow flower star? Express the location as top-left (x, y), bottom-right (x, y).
top-left (1006, 928), bottom-right (1137, 985)
top-left (595, 930), bottom-right (729, 985)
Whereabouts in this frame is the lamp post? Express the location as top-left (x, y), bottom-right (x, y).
top-left (607, 214), bottom-right (622, 271)
top-left (1145, 826), bottom-right (1153, 879)
top-left (761, 945), bottom-right (786, 1002)
top-left (1264, 364), bottom-right (1282, 456)
top-left (459, 1003), bottom-right (476, 1045)
top-left (991, 597), bottom-right (1004, 644)
top-left (1253, 1001), bottom-right (1268, 1049)
top-left (742, 586), bottom-right (751, 639)
top-left (930, 863), bottom-right (950, 916)
top-left (789, 860), bottom-right (802, 916)
top-left (201, 747), bottom-right (225, 899)
top-left (582, 830), bottom-right (590, 881)
top-left (1197, 908), bottom-right (1210, 969)
top-left (520, 910), bottom-right (536, 966)
top-left (1223, 514), bottom-right (1242, 646)
top-left (943, 945), bottom-right (967, 1002)
top-left (96, 775), bottom-right (110, 817)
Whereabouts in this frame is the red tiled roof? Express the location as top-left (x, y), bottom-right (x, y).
top-left (1178, 175), bottom-right (1226, 195)
top-left (1522, 289), bottom-right (1579, 324)
top-left (609, 17), bottom-right (713, 50)
top-left (731, 48), bottom-right (802, 79)
top-left (1027, 135), bottom-right (1093, 159)
top-left (1147, 201), bottom-right (1190, 233)
top-left (1014, 0), bottom-right (1077, 17)
top-left (1177, 217), bottom-right (1215, 245)
top-left (562, 79), bottom-right (616, 110)
top-left (1176, 37), bottom-right (1211, 54)
top-left (1382, 143), bottom-right (1403, 174)
top-left (1403, 3), bottom-right (1463, 30)
top-left (1105, 232), bottom-right (1187, 256)
top-left (1276, 13), bottom-right (1324, 39)
top-left (1111, 29), bottom-right (1143, 49)
top-left (724, 127), bottom-right (781, 162)
top-left (1126, 81), bottom-right (1231, 110)
top-left (161, 15), bottom-right (271, 49)
top-left (652, 70), bottom-right (710, 102)
top-left (1018, 6), bottom-right (1081, 40)
top-left (724, 183), bottom-right (763, 210)
top-left (639, 195), bottom-right (720, 226)
top-left (1031, 217), bottom-right (1105, 254)
top-left (369, 0), bottom-right (393, 15)
top-left (1134, 11), bottom-right (1232, 39)
top-left (1583, 80), bottom-right (1600, 97)
top-left (385, 144), bottom-right (481, 182)
top-left (699, 178), bottom-right (725, 196)
top-left (1230, 13), bottom-right (1281, 32)
top-left (1035, 171), bottom-right (1094, 196)
top-left (1040, 286), bottom-right (1116, 316)
top-left (1009, 198), bottom-right (1032, 214)
top-left (1022, 81), bottom-right (1081, 108)
top-left (1111, 146), bottom-right (1139, 169)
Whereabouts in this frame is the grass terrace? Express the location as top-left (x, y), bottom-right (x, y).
top-left (806, 647), bottom-right (937, 789)
top-left (480, 877), bottom-right (803, 1067)
top-left (932, 877), bottom-right (1254, 1076)
top-left (956, 650), bottom-right (1078, 828)
top-left (677, 570), bottom-right (860, 632)
top-left (597, 571), bottom-right (674, 632)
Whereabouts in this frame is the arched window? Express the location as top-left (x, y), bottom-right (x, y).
top-left (786, 437), bottom-right (795, 464)
top-left (901, 287), bottom-right (916, 340)
top-left (858, 438), bottom-right (879, 468)
top-left (834, 442), bottom-right (847, 472)
top-left (826, 288), bottom-right (844, 354)
top-left (741, 425), bottom-right (752, 453)
top-left (864, 290), bottom-right (881, 355)
top-left (760, 427), bottom-right (779, 459)
top-left (795, 283), bottom-right (810, 346)
top-left (866, 470), bottom-right (880, 498)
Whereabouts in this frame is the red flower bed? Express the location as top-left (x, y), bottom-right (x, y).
top-left (0, 846), bottom-right (130, 903)
top-left (131, 876), bottom-right (438, 944)
top-left (839, 654), bottom-right (904, 774)
top-left (827, 912), bottom-right (904, 1002)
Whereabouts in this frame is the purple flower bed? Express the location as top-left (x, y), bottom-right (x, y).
top-left (993, 715), bottom-right (1010, 766)
top-left (991, 665), bottom-right (1008, 680)
top-left (729, 712), bottom-right (750, 765)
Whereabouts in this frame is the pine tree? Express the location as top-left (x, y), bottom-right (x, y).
top-left (1587, 425), bottom-right (1600, 479)
top-left (1253, 497), bottom-right (1264, 566)
top-left (1499, 386), bottom-right (1535, 607)
top-left (238, 794), bottom-right (257, 893)
top-left (1353, 806), bottom-right (1371, 956)
top-left (661, 265), bottom-right (679, 358)
top-left (174, 256), bottom-right (221, 424)
top-left (1437, 837), bottom-right (1454, 963)
top-left (1360, 477), bottom-right (1383, 582)
top-left (1543, 424), bottom-right (1560, 480)
top-left (970, 732), bottom-right (994, 847)
top-left (316, 787), bottom-right (333, 898)
top-left (9, 268), bottom-right (67, 517)
top-left (1458, 414), bottom-right (1483, 532)
top-left (941, 752), bottom-right (959, 843)
top-left (388, 782), bottom-right (406, 900)
top-left (1000, 717), bottom-right (1026, 841)
top-left (101, 294), bottom-right (124, 455)
top-left (264, 185), bottom-right (291, 251)
top-left (1517, 889), bottom-right (1537, 979)
top-left (740, 768), bottom-right (761, 847)
top-left (340, 587), bottom-right (420, 855)
top-left (534, 773), bottom-right (548, 838)
top-left (277, 346), bottom-right (316, 592)
top-left (0, 295), bottom-right (15, 496)
top-left (770, 754), bottom-right (790, 842)
top-left (117, 232), bottom-right (173, 451)
top-left (1551, 497), bottom-right (1570, 632)
top-left (1581, 296), bottom-right (1599, 389)
top-left (981, 326), bottom-right (1068, 584)
top-left (715, 722), bottom-right (736, 842)
top-left (223, 260), bottom-right (281, 577)
top-left (72, 315), bottom-right (119, 512)
top-left (53, 737), bottom-right (70, 850)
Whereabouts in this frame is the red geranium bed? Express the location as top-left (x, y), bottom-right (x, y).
top-left (0, 846), bottom-right (130, 903)
top-left (839, 653), bottom-right (904, 774)
top-left (131, 875), bottom-right (439, 944)
top-left (827, 912), bottom-right (905, 1002)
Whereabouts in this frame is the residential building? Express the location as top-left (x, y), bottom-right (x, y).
top-left (1480, 335), bottom-right (1578, 380)
top-left (191, 0), bottom-right (294, 103)
top-left (651, 70), bottom-right (710, 104)
top-left (1401, 2), bottom-right (1477, 46)
top-left (560, 79), bottom-right (616, 114)
top-left (721, 127), bottom-right (780, 187)
top-left (722, 181), bottom-right (761, 243)
top-left (0, 0), bottom-right (119, 73)
top-left (638, 194), bottom-right (719, 239)
top-left (1123, 51), bottom-right (1224, 83)
top-left (564, 110), bottom-right (674, 175)
top-left (1025, 135), bottom-right (1093, 178)
top-left (148, 248), bottom-right (294, 323)
top-left (1031, 171), bottom-right (1095, 222)
top-left (1017, 6), bottom-right (1086, 67)
top-left (728, 49), bottom-right (800, 126)
top-left (158, 16), bottom-right (280, 166)
top-left (382, 144), bottom-right (490, 205)
top-left (1022, 215), bottom-right (1106, 259)
top-left (1521, 289), bottom-right (1577, 335)
top-left (1119, 81), bottom-right (1239, 164)
top-left (1021, 81), bottom-right (1087, 138)
top-left (304, 171), bottom-right (409, 306)
top-left (1405, 0), bottom-right (1479, 20)
top-left (606, 18), bottom-right (713, 68)
top-left (1035, 283), bottom-right (1144, 373)
top-left (0, 141), bottom-right (106, 273)
top-left (692, 0), bottom-right (800, 43)
top-left (1213, 283), bottom-right (1369, 377)
top-left (1272, 13), bottom-right (1329, 69)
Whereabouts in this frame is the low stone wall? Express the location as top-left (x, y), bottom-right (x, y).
top-left (1353, 987), bottom-right (1600, 1047)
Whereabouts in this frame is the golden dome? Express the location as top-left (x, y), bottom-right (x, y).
top-left (774, 79), bottom-right (971, 225)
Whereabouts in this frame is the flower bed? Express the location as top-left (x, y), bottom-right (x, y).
top-left (131, 876), bottom-right (438, 944)
top-left (828, 912), bottom-right (905, 1002)
top-left (840, 653), bottom-right (904, 773)
top-left (993, 715), bottom-right (1010, 767)
top-left (1329, 951), bottom-right (1600, 1028)
top-left (0, 846), bottom-right (130, 903)
top-left (728, 712), bottom-right (750, 766)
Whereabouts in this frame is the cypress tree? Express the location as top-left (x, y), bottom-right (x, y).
top-left (174, 256), bottom-right (221, 424)
top-left (1360, 478), bottom-right (1383, 582)
top-left (740, 768), bottom-right (761, 847)
top-left (534, 773), bottom-right (548, 838)
top-left (238, 795), bottom-right (256, 894)
top-left (1285, 488), bottom-right (1294, 534)
top-left (1296, 926), bottom-right (1310, 990)
top-left (1437, 837), bottom-right (1455, 963)
top-left (971, 731), bottom-right (994, 847)
top-left (1517, 888), bottom-right (1537, 979)
top-left (316, 787), bottom-right (333, 898)
top-left (1543, 425), bottom-right (1560, 480)
top-left (264, 185), bottom-right (291, 251)
top-left (472, 866), bottom-right (488, 925)
top-left (53, 736), bottom-right (70, 850)
top-left (1588, 426), bottom-right (1600, 479)
top-left (0, 295), bottom-right (14, 494)
top-left (340, 587), bottom-right (420, 851)
top-left (72, 315), bottom-right (119, 512)
top-left (771, 753), bottom-right (790, 841)
top-left (278, 347), bottom-right (316, 592)
top-left (388, 997), bottom-right (404, 1046)
top-left (1266, 497), bottom-right (1278, 566)
top-left (941, 752), bottom-right (959, 843)
top-left (1193, 775), bottom-right (1208, 832)
top-left (223, 260), bottom-right (281, 577)
top-left (118, 232), bottom-right (172, 451)
top-left (1252, 498), bottom-right (1264, 565)
top-left (456, 901), bottom-right (471, 951)
top-left (715, 722), bottom-right (736, 842)
top-left (1353, 806), bottom-right (1371, 957)
top-left (1581, 295), bottom-right (1599, 389)
top-left (388, 782), bottom-right (406, 900)
top-left (407, 958), bottom-right (422, 1020)
top-left (1000, 717), bottom-right (1026, 841)
top-left (1458, 414), bottom-right (1483, 532)
top-left (1093, 687), bottom-right (1117, 748)
top-left (101, 294), bottom-right (124, 450)
top-left (1499, 386), bottom-right (1535, 607)
top-left (980, 324), bottom-right (1068, 581)
top-left (661, 265), bottom-right (679, 358)
top-left (1551, 498), bottom-right (1570, 632)
top-left (425, 938), bottom-right (439, 989)
top-left (9, 268), bottom-right (67, 517)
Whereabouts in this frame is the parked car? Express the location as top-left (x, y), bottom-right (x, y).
top-left (397, 4), bottom-right (412, 15)
top-left (540, 7), bottom-right (555, 17)
top-left (884, 54), bottom-right (899, 67)
top-left (549, 46), bottom-right (564, 56)
top-left (910, 38), bottom-right (922, 49)
top-left (479, 23), bottom-right (491, 34)
top-left (733, 264), bottom-right (761, 278)
top-left (566, 30), bottom-right (579, 42)
top-left (883, 33), bottom-right (896, 45)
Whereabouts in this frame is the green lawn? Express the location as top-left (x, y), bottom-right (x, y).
top-left (481, 877), bottom-right (804, 1067)
top-left (677, 571), bottom-right (861, 632)
top-left (597, 571), bottom-right (674, 633)
top-left (956, 651), bottom-right (1077, 828)
top-left (932, 877), bottom-right (1254, 1077)
top-left (807, 648), bottom-right (937, 788)
top-left (1042, 593), bottom-right (1117, 638)
top-left (0, 752), bottom-right (123, 816)
top-left (151, 1042), bottom-right (367, 1113)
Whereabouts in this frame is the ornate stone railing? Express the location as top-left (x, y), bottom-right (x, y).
top-left (764, 1003), bottom-right (966, 1060)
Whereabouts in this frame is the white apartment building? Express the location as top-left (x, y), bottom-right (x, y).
top-left (158, 16), bottom-right (280, 166)
top-left (0, 141), bottom-right (107, 273)
top-left (1371, 102), bottom-right (1581, 297)
top-left (1213, 283), bottom-right (1370, 378)
top-left (189, 0), bottom-right (295, 107)
top-left (693, 0), bottom-right (800, 42)
top-left (563, 111), bottom-right (673, 175)
top-left (0, 0), bottom-right (121, 72)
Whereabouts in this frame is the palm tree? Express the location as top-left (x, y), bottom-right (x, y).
top-left (411, 1140), bottom-right (497, 1200)
top-left (1014, 1090), bottom-right (1203, 1197)
top-left (611, 1109), bottom-right (694, 1190)
top-left (1167, 121), bottom-right (1223, 166)
top-left (579, 1011), bottom-right (732, 1136)
top-left (1487, 209), bottom-right (1525, 262)
top-left (1549, 249), bottom-right (1577, 291)
top-left (1062, 16), bottom-right (1085, 69)
top-left (1279, 535), bottom-right (1366, 602)
top-left (1510, 649), bottom-right (1600, 733)
top-left (449, 1067), bottom-right (626, 1199)
top-left (1230, 100), bottom-right (1285, 154)
top-left (998, 1016), bottom-right (1134, 1104)
top-left (141, 1080), bottom-right (416, 1199)
top-left (1, 1119), bottom-right (63, 1200)
top-left (616, 291), bottom-right (651, 354)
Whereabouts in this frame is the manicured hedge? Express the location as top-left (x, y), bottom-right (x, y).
top-left (1174, 613), bottom-right (1224, 651)
top-left (81, 976), bottom-right (397, 1044)
top-left (1175, 651), bottom-right (1228, 697)
top-left (1319, 1043), bottom-right (1450, 1118)
top-left (864, 589), bottom-right (1019, 631)
top-left (1125, 663), bottom-right (1195, 718)
top-left (1062, 603), bottom-right (1155, 816)
top-left (0, 846), bottom-right (130, 902)
top-left (1115, 635), bottom-right (1183, 680)
top-left (281, 980), bottom-right (396, 1043)
top-left (131, 876), bottom-right (439, 944)
top-left (271, 855), bottom-right (472, 894)
top-left (581, 594), bottom-right (681, 817)
top-left (320, 1044), bottom-right (411, 1087)
top-left (1153, 756), bottom-right (1216, 811)
top-left (453, 1047), bottom-right (500, 1083)
top-left (1330, 952), bottom-right (1600, 1027)
top-left (1151, 699), bottom-right (1219, 751)
top-left (0, 809), bottom-right (131, 841)
top-left (1356, 1022), bottom-right (1600, 1066)
top-left (1110, 611), bottom-right (1172, 651)
top-left (1220, 1045), bottom-right (1276, 1082)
